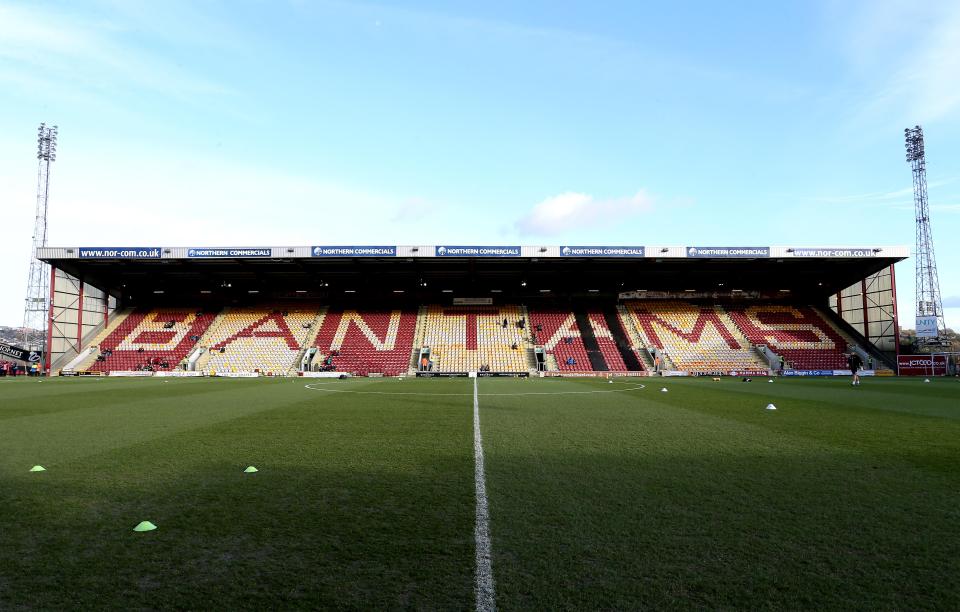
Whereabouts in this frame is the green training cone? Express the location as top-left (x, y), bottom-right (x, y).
top-left (133, 521), bottom-right (157, 532)
top-left (243, 466), bottom-right (258, 473)
top-left (29, 465), bottom-right (46, 472)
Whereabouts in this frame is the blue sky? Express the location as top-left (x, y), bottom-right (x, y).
top-left (1, 0), bottom-right (958, 329)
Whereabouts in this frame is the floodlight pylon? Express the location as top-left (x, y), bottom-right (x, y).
top-left (21, 123), bottom-right (58, 352)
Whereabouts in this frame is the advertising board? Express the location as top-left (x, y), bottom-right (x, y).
top-left (311, 246), bottom-right (396, 257)
top-left (435, 246), bottom-right (521, 257)
top-left (560, 246), bottom-right (645, 257)
top-left (916, 316), bottom-right (939, 338)
top-left (187, 248), bottom-right (272, 258)
top-left (0, 342), bottom-right (42, 363)
top-left (686, 247), bottom-right (769, 258)
top-left (78, 247), bottom-right (161, 259)
top-left (897, 355), bottom-right (948, 376)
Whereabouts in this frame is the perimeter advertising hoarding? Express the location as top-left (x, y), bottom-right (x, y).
top-left (916, 316), bottom-right (939, 338)
top-left (559, 246), bottom-right (645, 257)
top-left (311, 246), bottom-right (397, 257)
top-left (686, 247), bottom-right (769, 258)
top-left (898, 355), bottom-right (948, 376)
top-left (107, 371), bottom-right (155, 377)
top-left (300, 372), bottom-right (352, 378)
top-left (541, 371), bottom-right (647, 377)
top-left (152, 371), bottom-right (203, 377)
top-left (781, 370), bottom-right (836, 376)
top-left (0, 342), bottom-right (43, 363)
top-left (782, 370), bottom-right (875, 377)
top-left (435, 246), bottom-right (521, 257)
top-left (187, 248), bottom-right (273, 258)
top-left (77, 247), bottom-right (161, 259)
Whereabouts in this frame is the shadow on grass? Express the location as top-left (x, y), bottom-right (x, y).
top-left (485, 450), bottom-right (960, 611)
top-left (0, 378), bottom-right (243, 421)
top-left (0, 460), bottom-right (475, 610)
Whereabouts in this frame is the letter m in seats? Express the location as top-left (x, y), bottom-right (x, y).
top-left (635, 307), bottom-right (741, 349)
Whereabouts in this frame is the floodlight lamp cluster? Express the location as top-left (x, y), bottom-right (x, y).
top-left (904, 125), bottom-right (924, 162)
top-left (37, 123), bottom-right (58, 161)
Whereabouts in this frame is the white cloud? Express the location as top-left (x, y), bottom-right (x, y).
top-left (897, 8), bottom-right (960, 121)
top-left (514, 190), bottom-right (653, 236)
top-left (0, 2), bottom-right (233, 105)
top-left (931, 203), bottom-right (960, 213)
top-left (812, 186), bottom-right (914, 204)
top-left (888, 200), bottom-right (960, 213)
top-left (781, 178), bottom-right (958, 208)
top-left (845, 0), bottom-right (960, 122)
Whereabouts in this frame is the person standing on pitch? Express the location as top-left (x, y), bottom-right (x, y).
top-left (847, 352), bottom-right (863, 386)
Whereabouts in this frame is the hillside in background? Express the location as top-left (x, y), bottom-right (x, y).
top-left (0, 326), bottom-right (36, 346)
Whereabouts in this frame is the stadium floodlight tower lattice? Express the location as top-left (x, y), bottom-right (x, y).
top-left (21, 123), bottom-right (58, 351)
top-left (904, 125), bottom-right (946, 346)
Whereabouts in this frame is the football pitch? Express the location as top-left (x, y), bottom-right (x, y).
top-left (1, 375), bottom-right (958, 609)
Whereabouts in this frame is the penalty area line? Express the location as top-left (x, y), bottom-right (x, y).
top-left (473, 376), bottom-right (496, 612)
top-left (302, 380), bottom-right (645, 397)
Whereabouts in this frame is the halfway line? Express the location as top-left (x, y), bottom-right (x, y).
top-left (473, 377), bottom-right (496, 612)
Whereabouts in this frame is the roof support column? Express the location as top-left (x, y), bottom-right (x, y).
top-left (861, 279), bottom-right (870, 344)
top-left (45, 266), bottom-right (56, 376)
top-left (77, 279), bottom-right (84, 351)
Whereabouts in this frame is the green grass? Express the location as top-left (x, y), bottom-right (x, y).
top-left (1, 375), bottom-right (959, 609)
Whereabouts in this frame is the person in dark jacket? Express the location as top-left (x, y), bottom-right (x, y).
top-left (847, 353), bottom-right (863, 386)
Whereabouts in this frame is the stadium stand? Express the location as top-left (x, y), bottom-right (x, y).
top-left (71, 301), bottom-right (866, 376)
top-left (200, 306), bottom-right (322, 375)
top-left (37, 244), bottom-right (905, 378)
top-left (622, 301), bottom-right (769, 373)
top-left (421, 305), bottom-right (529, 372)
top-left (726, 304), bottom-right (853, 370)
top-left (89, 308), bottom-right (216, 372)
top-left (311, 309), bottom-right (417, 376)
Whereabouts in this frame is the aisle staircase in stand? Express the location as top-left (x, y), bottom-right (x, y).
top-left (573, 311), bottom-right (609, 371)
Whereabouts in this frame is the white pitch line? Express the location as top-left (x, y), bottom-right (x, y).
top-left (303, 381), bottom-right (645, 397)
top-left (473, 376), bottom-right (496, 612)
